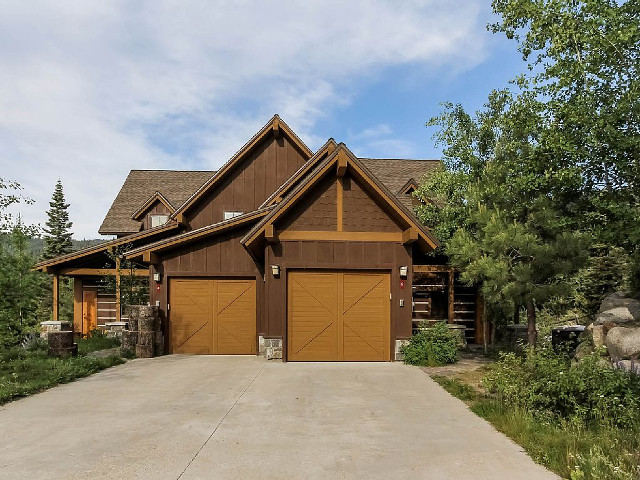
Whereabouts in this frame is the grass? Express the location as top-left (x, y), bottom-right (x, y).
top-left (76, 331), bottom-right (121, 356)
top-left (0, 334), bottom-right (126, 405)
top-left (432, 374), bottom-right (640, 480)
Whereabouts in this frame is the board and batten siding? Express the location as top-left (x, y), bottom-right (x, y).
top-left (187, 135), bottom-right (308, 230)
top-left (264, 241), bottom-right (413, 353)
top-left (150, 227), bottom-right (265, 346)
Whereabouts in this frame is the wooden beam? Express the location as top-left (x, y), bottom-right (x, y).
top-left (143, 251), bottom-right (159, 264)
top-left (52, 273), bottom-right (59, 321)
top-left (337, 177), bottom-right (343, 231)
top-left (413, 265), bottom-right (453, 273)
top-left (265, 224), bottom-right (278, 243)
top-left (278, 230), bottom-right (402, 242)
top-left (336, 152), bottom-right (348, 177)
top-left (448, 269), bottom-right (455, 324)
top-left (115, 257), bottom-right (121, 323)
top-left (59, 268), bottom-right (149, 277)
top-left (73, 278), bottom-right (83, 333)
top-left (402, 227), bottom-right (418, 244)
top-left (273, 119), bottom-right (280, 138)
top-left (175, 212), bottom-right (185, 225)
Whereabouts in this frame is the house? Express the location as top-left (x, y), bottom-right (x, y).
top-left (34, 115), bottom-right (483, 361)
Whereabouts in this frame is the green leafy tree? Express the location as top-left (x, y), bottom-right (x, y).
top-left (41, 180), bottom-right (73, 260)
top-left (489, 0), bottom-right (640, 287)
top-left (0, 180), bottom-right (45, 347)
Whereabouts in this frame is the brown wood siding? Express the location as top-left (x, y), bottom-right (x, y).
top-left (142, 200), bottom-right (172, 230)
top-left (276, 175), bottom-right (337, 231)
top-left (151, 226), bottom-right (265, 347)
top-left (187, 135), bottom-right (307, 230)
top-left (264, 241), bottom-right (412, 351)
top-left (342, 174), bottom-right (402, 232)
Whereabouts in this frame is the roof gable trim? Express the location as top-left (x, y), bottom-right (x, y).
top-left (131, 191), bottom-right (175, 221)
top-left (171, 115), bottom-right (313, 219)
top-left (241, 145), bottom-right (439, 251)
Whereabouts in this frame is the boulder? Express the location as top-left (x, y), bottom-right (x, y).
top-left (599, 291), bottom-right (640, 316)
top-left (613, 359), bottom-right (640, 375)
top-left (605, 326), bottom-right (640, 360)
top-left (591, 325), bottom-right (607, 352)
top-left (594, 307), bottom-right (640, 328)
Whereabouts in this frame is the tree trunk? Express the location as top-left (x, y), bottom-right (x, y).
top-left (526, 298), bottom-right (537, 346)
top-left (513, 304), bottom-right (520, 325)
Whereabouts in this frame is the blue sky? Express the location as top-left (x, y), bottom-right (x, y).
top-left (0, 1), bottom-right (525, 238)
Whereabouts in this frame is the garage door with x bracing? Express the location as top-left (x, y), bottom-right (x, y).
top-left (287, 271), bottom-right (390, 361)
top-left (169, 278), bottom-right (256, 355)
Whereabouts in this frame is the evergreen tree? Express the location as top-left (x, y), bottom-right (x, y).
top-left (41, 180), bottom-right (73, 260)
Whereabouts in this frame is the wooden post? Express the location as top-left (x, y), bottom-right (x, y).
top-left (115, 256), bottom-right (121, 323)
top-left (52, 273), bottom-right (60, 321)
top-left (73, 278), bottom-right (83, 334)
top-left (448, 269), bottom-right (455, 324)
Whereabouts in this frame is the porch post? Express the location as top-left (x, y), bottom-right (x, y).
top-left (52, 273), bottom-right (60, 321)
top-left (447, 268), bottom-right (455, 324)
top-left (115, 256), bottom-right (121, 322)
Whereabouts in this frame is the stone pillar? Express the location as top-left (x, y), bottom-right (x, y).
top-left (395, 339), bottom-right (410, 361)
top-left (262, 337), bottom-right (283, 360)
top-left (104, 321), bottom-right (127, 340)
top-left (40, 321), bottom-right (72, 340)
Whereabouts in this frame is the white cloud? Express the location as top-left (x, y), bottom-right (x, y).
top-left (0, 0), bottom-right (488, 238)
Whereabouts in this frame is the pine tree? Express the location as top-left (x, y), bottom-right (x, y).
top-left (41, 180), bottom-right (73, 260)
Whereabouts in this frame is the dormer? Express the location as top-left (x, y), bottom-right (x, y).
top-left (132, 192), bottom-right (175, 231)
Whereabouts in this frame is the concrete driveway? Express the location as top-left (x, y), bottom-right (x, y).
top-left (0, 356), bottom-right (556, 480)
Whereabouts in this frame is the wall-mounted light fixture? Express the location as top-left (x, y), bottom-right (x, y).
top-left (153, 272), bottom-right (162, 283)
top-left (271, 265), bottom-right (281, 277)
top-left (399, 266), bottom-right (408, 278)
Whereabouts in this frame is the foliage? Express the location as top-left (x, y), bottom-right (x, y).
top-left (434, 373), bottom-right (640, 480)
top-left (489, 0), bottom-right (640, 292)
top-left (0, 346), bottom-right (125, 405)
top-left (401, 322), bottom-right (458, 366)
top-left (483, 347), bottom-right (640, 428)
top-left (76, 329), bottom-right (120, 356)
top-left (0, 224), bottom-right (47, 348)
top-left (573, 245), bottom-right (631, 316)
top-left (41, 179), bottom-right (73, 260)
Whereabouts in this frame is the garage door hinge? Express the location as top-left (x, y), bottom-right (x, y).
top-left (167, 303), bottom-right (170, 311)
top-left (389, 293), bottom-right (392, 300)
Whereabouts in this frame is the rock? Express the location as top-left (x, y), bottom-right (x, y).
top-left (599, 292), bottom-right (640, 317)
top-left (605, 326), bottom-right (640, 360)
top-left (574, 341), bottom-right (594, 361)
top-left (613, 359), bottom-right (640, 375)
top-left (594, 307), bottom-right (640, 328)
top-left (592, 325), bottom-right (606, 351)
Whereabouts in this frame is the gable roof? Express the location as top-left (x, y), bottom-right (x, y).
top-left (242, 144), bottom-right (440, 255)
top-left (99, 170), bottom-right (214, 235)
top-left (125, 207), bottom-right (273, 261)
top-left (358, 158), bottom-right (440, 194)
top-left (34, 221), bottom-right (181, 271)
top-left (259, 138), bottom-right (337, 208)
top-left (131, 191), bottom-right (175, 221)
top-left (171, 115), bottom-right (314, 221)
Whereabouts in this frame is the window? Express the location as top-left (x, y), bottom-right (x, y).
top-left (223, 211), bottom-right (243, 221)
top-left (149, 214), bottom-right (169, 228)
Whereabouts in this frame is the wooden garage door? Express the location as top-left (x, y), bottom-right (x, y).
top-left (288, 272), bottom-right (390, 361)
top-left (169, 278), bottom-right (256, 355)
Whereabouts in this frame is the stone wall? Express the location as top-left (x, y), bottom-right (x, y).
top-left (259, 336), bottom-right (282, 360)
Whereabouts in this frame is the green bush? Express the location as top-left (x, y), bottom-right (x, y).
top-left (401, 322), bottom-right (458, 366)
top-left (483, 346), bottom-right (640, 428)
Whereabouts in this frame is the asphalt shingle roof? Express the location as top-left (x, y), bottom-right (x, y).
top-left (358, 158), bottom-right (440, 194)
top-left (99, 170), bottom-right (214, 235)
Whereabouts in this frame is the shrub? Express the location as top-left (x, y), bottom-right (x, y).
top-left (401, 322), bottom-right (458, 366)
top-left (483, 346), bottom-right (640, 428)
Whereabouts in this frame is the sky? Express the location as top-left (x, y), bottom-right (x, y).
top-left (0, 1), bottom-right (525, 239)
